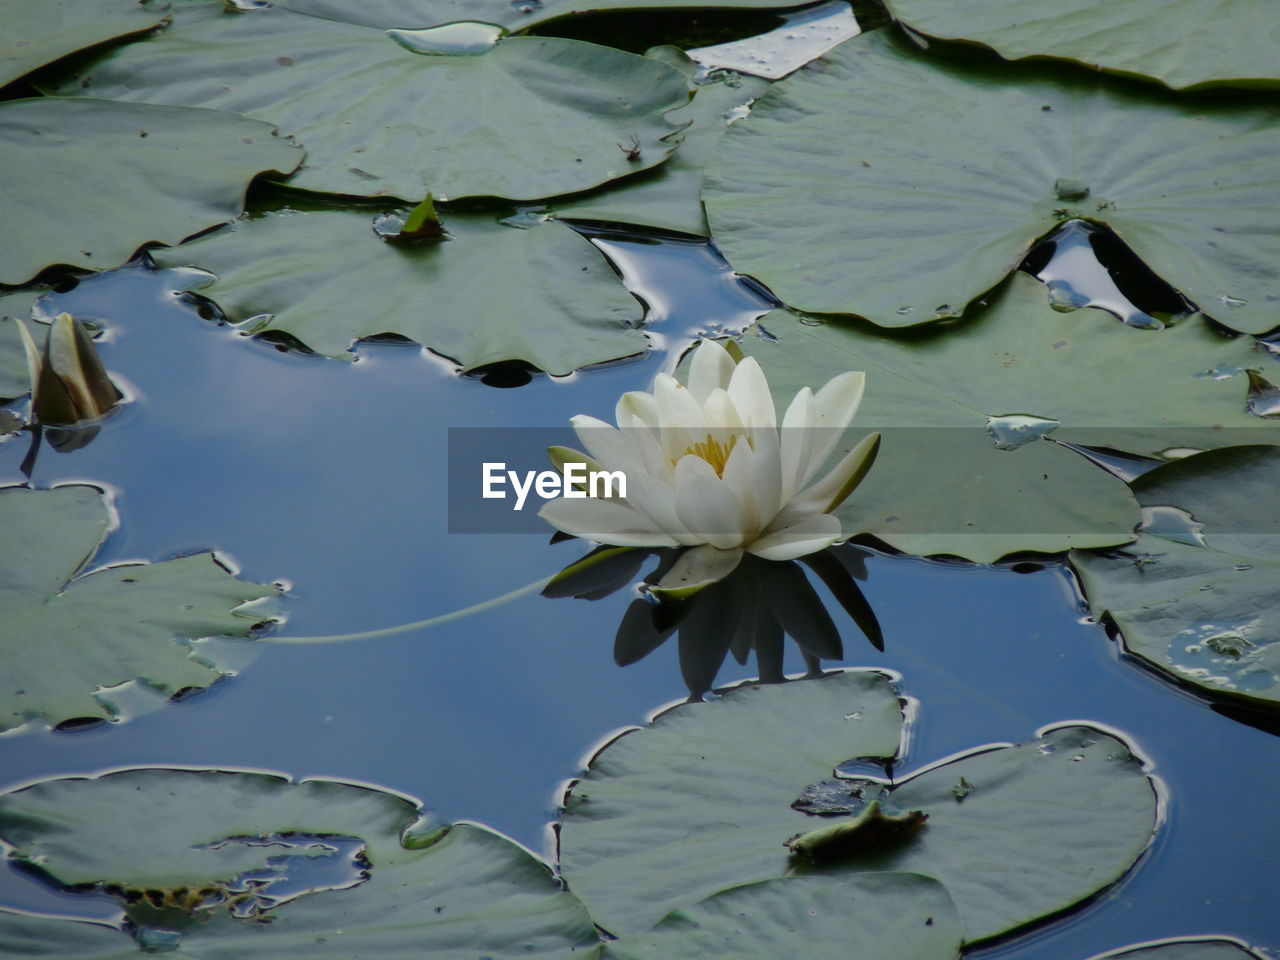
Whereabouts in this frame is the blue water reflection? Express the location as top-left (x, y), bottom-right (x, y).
top-left (0, 244), bottom-right (1276, 959)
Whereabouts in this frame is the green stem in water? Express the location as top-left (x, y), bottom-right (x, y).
top-left (260, 574), bottom-right (552, 644)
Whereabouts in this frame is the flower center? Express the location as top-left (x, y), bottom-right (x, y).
top-left (682, 433), bottom-right (741, 477)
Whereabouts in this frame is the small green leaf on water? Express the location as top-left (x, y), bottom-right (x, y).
top-left (951, 777), bottom-right (974, 802)
top-left (785, 800), bottom-right (928, 864)
top-left (375, 195), bottom-right (444, 244)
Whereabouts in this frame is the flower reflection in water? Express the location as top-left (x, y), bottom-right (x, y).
top-left (544, 543), bottom-right (881, 699)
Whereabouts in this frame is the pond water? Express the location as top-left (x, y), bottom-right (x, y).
top-left (1, 227), bottom-right (1276, 958)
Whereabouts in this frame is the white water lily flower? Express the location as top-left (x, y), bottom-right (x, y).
top-left (540, 339), bottom-right (880, 594)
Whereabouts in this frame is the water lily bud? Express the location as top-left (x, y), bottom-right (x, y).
top-left (28, 313), bottom-right (121, 427)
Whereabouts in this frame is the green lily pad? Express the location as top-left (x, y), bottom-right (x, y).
top-left (552, 71), bottom-right (772, 236)
top-left (0, 485), bottom-right (279, 732)
top-left (870, 725), bottom-right (1156, 943)
top-left (0, 294), bottom-right (40, 400)
top-left (151, 207), bottom-right (646, 373)
top-left (558, 670), bottom-right (905, 935)
top-left (274, 0), bottom-right (810, 32)
top-left (1128, 445), bottom-right (1280, 557)
top-left (0, 768), bottom-right (600, 959)
top-left (733, 272), bottom-right (1229, 560)
top-left (0, 97), bottom-right (300, 286)
top-left (0, 0), bottom-right (169, 89)
top-left (0, 910), bottom-right (143, 960)
top-left (44, 4), bottom-right (690, 202)
top-left (1072, 447), bottom-right (1280, 711)
top-left (1089, 940), bottom-right (1270, 960)
top-left (883, 0), bottom-right (1280, 91)
top-left (703, 30), bottom-right (1280, 335)
top-left (603, 873), bottom-right (962, 960)
top-left (558, 673), bottom-right (1156, 942)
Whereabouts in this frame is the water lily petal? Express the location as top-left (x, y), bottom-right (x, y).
top-left (750, 424), bottom-right (784, 528)
top-left (703, 387), bottom-right (744, 435)
top-left (686, 338), bottom-right (736, 405)
top-left (727, 356), bottom-right (776, 432)
top-left (540, 496), bottom-right (680, 547)
top-left (803, 371), bottom-right (866, 487)
top-left (673, 454), bottom-right (747, 550)
top-left (651, 543), bottom-right (744, 601)
top-left (791, 432), bottom-right (882, 515)
top-left (747, 510), bottom-right (842, 561)
top-left (616, 389), bottom-right (660, 432)
top-left (719, 433), bottom-right (760, 536)
top-left (625, 470), bottom-right (701, 546)
top-left (779, 386), bottom-right (816, 505)
top-left (570, 415), bottom-right (652, 479)
top-left (654, 373), bottom-right (705, 427)
top-left (654, 373), bottom-right (704, 462)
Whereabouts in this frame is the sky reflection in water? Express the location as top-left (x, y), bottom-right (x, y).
top-left (0, 237), bottom-right (1275, 960)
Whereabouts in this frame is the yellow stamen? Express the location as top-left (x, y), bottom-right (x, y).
top-left (680, 433), bottom-right (741, 477)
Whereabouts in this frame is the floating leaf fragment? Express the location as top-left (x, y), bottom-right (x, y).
top-left (785, 800), bottom-right (928, 863)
